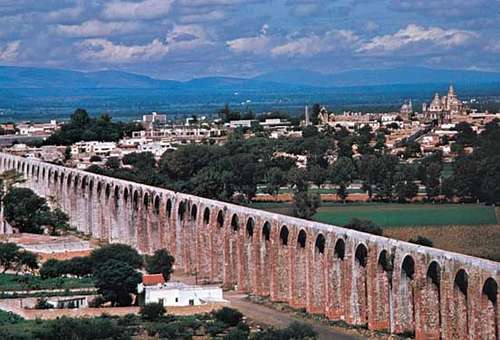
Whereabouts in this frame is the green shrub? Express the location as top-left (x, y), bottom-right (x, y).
top-left (213, 307), bottom-right (243, 327)
top-left (139, 303), bottom-right (166, 322)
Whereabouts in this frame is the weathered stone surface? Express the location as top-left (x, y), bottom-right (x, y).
top-left (1, 153), bottom-right (498, 339)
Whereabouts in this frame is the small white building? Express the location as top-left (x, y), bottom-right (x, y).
top-left (137, 274), bottom-right (225, 307)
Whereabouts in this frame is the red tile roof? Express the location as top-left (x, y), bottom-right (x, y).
top-left (143, 274), bottom-right (165, 286)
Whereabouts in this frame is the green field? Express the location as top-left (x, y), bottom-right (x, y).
top-left (0, 273), bottom-right (94, 292)
top-left (254, 203), bottom-right (498, 227)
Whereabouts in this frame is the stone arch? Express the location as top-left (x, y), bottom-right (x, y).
top-left (451, 269), bottom-right (469, 338)
top-left (178, 201), bottom-right (186, 221)
top-left (190, 204), bottom-right (197, 221)
top-left (203, 207), bottom-right (210, 224)
top-left (373, 250), bottom-right (392, 331)
top-left (297, 229), bottom-right (307, 248)
top-left (133, 190), bottom-right (140, 210)
top-left (105, 183), bottom-right (111, 201)
top-left (143, 192), bottom-right (150, 209)
top-left (246, 217), bottom-right (254, 238)
top-left (216, 210), bottom-right (224, 228)
top-left (123, 187), bottom-right (129, 203)
top-left (114, 186), bottom-right (120, 203)
top-left (293, 229), bottom-right (308, 307)
top-left (258, 221), bottom-right (272, 296)
top-left (352, 243), bottom-right (369, 325)
top-left (480, 278), bottom-right (498, 339)
top-left (275, 225), bottom-right (291, 301)
top-left (262, 222), bottom-right (271, 241)
top-left (280, 225), bottom-right (289, 245)
top-left (230, 214), bottom-right (239, 231)
top-left (315, 234), bottom-right (325, 254)
top-left (420, 261), bottom-right (441, 339)
top-left (166, 199), bottom-right (172, 219)
top-left (398, 255), bottom-right (416, 335)
top-left (153, 195), bottom-right (160, 214)
top-left (41, 167), bottom-right (46, 181)
top-left (80, 175), bottom-right (88, 190)
top-left (73, 175), bottom-right (80, 193)
top-left (67, 173), bottom-right (72, 188)
top-left (334, 238), bottom-right (345, 260)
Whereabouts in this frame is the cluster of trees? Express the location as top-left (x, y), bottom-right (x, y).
top-left (0, 243), bottom-right (38, 274)
top-left (445, 120), bottom-right (500, 204)
top-left (44, 109), bottom-right (141, 146)
top-left (39, 244), bottom-right (174, 307)
top-left (3, 187), bottom-right (70, 234)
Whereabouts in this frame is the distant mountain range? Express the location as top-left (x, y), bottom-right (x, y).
top-left (2, 66), bottom-right (500, 90)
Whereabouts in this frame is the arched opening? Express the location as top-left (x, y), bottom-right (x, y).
top-left (143, 193), bottom-right (150, 209)
top-left (452, 269), bottom-right (469, 338)
top-left (246, 218), bottom-right (254, 238)
top-left (190, 204), bottom-right (197, 222)
top-left (399, 256), bottom-right (416, 335)
top-left (297, 230), bottom-right (307, 248)
top-left (315, 234), bottom-right (325, 254)
top-left (153, 196), bottom-right (160, 214)
top-left (231, 214), bottom-right (239, 231)
top-left (133, 191), bottom-right (139, 210)
top-left (81, 176), bottom-right (87, 189)
top-left (262, 222), bottom-right (271, 241)
top-left (178, 201), bottom-right (186, 221)
top-left (481, 278), bottom-right (498, 339)
top-left (353, 244), bottom-right (368, 325)
top-left (97, 182), bottom-right (103, 197)
top-left (54, 171), bottom-right (59, 183)
top-left (422, 261), bottom-right (441, 338)
top-left (334, 239), bottom-right (345, 260)
top-left (123, 188), bottom-right (129, 203)
top-left (114, 186), bottom-right (120, 202)
top-left (73, 176), bottom-right (79, 193)
top-left (280, 226), bottom-right (289, 246)
top-left (67, 174), bottom-right (72, 188)
top-left (105, 183), bottom-right (111, 200)
top-left (203, 207), bottom-right (210, 224)
top-left (166, 199), bottom-right (172, 218)
top-left (217, 210), bottom-right (224, 228)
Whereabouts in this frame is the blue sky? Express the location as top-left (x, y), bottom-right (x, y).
top-left (0, 0), bottom-right (499, 79)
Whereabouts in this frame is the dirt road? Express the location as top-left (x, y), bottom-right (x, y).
top-left (224, 292), bottom-right (365, 340)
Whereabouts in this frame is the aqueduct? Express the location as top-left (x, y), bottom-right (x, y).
top-left (0, 153), bottom-right (498, 339)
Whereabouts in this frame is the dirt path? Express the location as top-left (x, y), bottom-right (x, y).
top-left (224, 292), bottom-right (365, 340)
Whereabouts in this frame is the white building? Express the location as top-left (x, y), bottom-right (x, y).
top-left (137, 275), bottom-right (225, 307)
top-left (71, 141), bottom-right (117, 156)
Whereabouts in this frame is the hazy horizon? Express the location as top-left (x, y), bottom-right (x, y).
top-left (0, 1), bottom-right (499, 80)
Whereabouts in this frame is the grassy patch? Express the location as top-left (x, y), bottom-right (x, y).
top-left (253, 202), bottom-right (497, 227)
top-left (385, 224), bottom-right (500, 262)
top-left (0, 273), bottom-right (94, 291)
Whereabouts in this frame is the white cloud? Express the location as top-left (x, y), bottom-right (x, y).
top-left (45, 5), bottom-right (84, 23)
top-left (271, 30), bottom-right (359, 57)
top-left (79, 38), bottom-right (169, 63)
top-left (0, 41), bottom-right (20, 61)
top-left (485, 40), bottom-right (500, 53)
top-left (165, 24), bottom-right (213, 50)
top-left (102, 0), bottom-right (173, 20)
top-left (226, 24), bottom-right (272, 54)
top-left (179, 10), bottom-right (225, 23)
top-left (358, 24), bottom-right (476, 54)
top-left (56, 20), bottom-right (142, 38)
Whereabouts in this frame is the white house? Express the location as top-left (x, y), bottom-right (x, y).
top-left (137, 274), bottom-right (225, 307)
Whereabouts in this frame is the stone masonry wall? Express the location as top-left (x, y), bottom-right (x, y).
top-left (1, 153), bottom-right (498, 339)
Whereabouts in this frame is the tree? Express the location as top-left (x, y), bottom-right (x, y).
top-left (291, 191), bottom-right (321, 219)
top-left (307, 164), bottom-right (327, 189)
top-left (40, 259), bottom-right (64, 279)
top-left (94, 259), bottom-right (142, 306)
top-left (302, 125), bottom-right (319, 138)
top-left (455, 122), bottom-right (477, 146)
top-left (214, 307), bottom-right (243, 327)
top-left (0, 242), bottom-right (21, 273)
top-left (105, 157), bottom-right (121, 169)
top-left (409, 236), bottom-right (433, 247)
top-left (425, 162), bottom-right (442, 201)
top-left (145, 249), bottom-right (175, 281)
top-left (263, 167), bottom-right (287, 195)
top-left (310, 103), bottom-right (321, 125)
top-left (343, 218), bottom-right (383, 236)
top-left (17, 250), bottom-right (38, 274)
top-left (3, 187), bottom-right (50, 233)
top-left (140, 303), bottom-right (166, 321)
top-left (90, 244), bottom-right (143, 269)
top-left (394, 165), bottom-right (418, 202)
